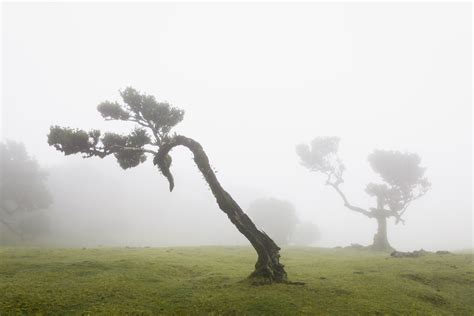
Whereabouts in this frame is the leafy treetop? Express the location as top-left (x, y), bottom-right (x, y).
top-left (48, 87), bottom-right (184, 170)
top-left (366, 150), bottom-right (431, 217)
top-left (296, 137), bottom-right (345, 185)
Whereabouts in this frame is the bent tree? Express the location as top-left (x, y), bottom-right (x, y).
top-left (48, 87), bottom-right (287, 283)
top-left (296, 137), bottom-right (431, 251)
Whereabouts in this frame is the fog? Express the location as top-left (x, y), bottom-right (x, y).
top-left (1, 3), bottom-right (472, 251)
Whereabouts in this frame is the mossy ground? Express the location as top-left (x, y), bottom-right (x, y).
top-left (0, 246), bottom-right (472, 315)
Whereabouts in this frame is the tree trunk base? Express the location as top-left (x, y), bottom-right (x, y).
top-left (248, 269), bottom-right (305, 286)
top-left (249, 263), bottom-right (287, 284)
top-left (370, 234), bottom-right (395, 252)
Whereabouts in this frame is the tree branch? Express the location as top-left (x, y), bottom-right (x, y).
top-left (82, 145), bottom-right (157, 158)
top-left (104, 116), bottom-right (162, 145)
top-left (113, 146), bottom-right (157, 155)
top-left (328, 183), bottom-right (374, 218)
top-left (393, 211), bottom-right (406, 224)
top-left (133, 114), bottom-right (162, 145)
top-left (394, 190), bottom-right (427, 224)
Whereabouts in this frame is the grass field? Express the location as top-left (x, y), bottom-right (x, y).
top-left (0, 246), bottom-right (472, 315)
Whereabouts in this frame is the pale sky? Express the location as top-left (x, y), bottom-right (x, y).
top-left (2, 2), bottom-right (472, 250)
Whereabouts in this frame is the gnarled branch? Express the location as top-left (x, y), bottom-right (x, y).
top-left (328, 183), bottom-right (374, 218)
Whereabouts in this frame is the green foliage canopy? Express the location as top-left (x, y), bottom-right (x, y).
top-left (366, 150), bottom-right (431, 214)
top-left (48, 87), bottom-right (184, 170)
top-left (296, 137), bottom-right (345, 185)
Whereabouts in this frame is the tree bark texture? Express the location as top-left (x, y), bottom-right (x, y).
top-left (155, 135), bottom-right (287, 283)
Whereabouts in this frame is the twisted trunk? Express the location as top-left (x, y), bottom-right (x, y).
top-left (155, 135), bottom-right (287, 283)
top-left (371, 215), bottom-right (393, 251)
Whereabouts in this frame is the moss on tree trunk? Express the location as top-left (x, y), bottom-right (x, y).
top-left (155, 135), bottom-right (287, 283)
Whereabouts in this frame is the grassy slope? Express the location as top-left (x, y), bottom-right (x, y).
top-left (0, 247), bottom-right (472, 315)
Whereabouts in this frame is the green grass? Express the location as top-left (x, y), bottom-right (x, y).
top-left (0, 247), bottom-right (472, 315)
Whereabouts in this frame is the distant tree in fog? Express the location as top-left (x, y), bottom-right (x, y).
top-left (47, 87), bottom-right (287, 283)
top-left (247, 198), bottom-right (299, 245)
top-left (247, 198), bottom-right (320, 247)
top-left (0, 141), bottom-right (52, 243)
top-left (296, 137), bottom-right (430, 251)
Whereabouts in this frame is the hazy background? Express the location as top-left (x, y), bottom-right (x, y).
top-left (2, 2), bottom-right (472, 251)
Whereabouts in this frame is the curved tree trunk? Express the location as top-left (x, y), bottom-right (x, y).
top-left (371, 216), bottom-right (393, 251)
top-left (155, 135), bottom-right (287, 283)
